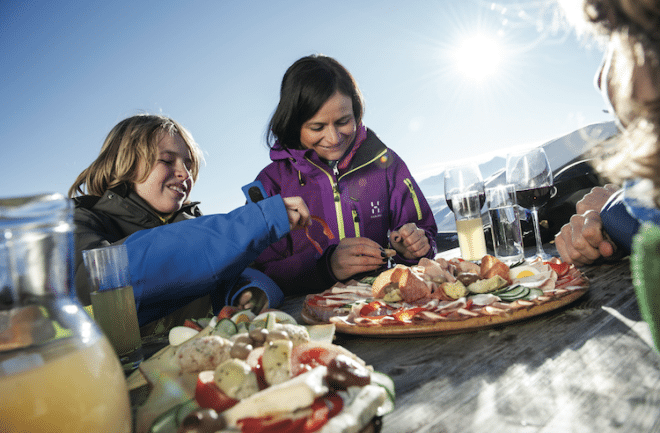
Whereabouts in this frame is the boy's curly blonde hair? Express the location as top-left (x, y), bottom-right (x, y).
top-left (69, 114), bottom-right (203, 198)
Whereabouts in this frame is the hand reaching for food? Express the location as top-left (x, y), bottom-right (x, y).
top-left (282, 196), bottom-right (311, 231)
top-left (330, 237), bottom-right (387, 281)
top-left (235, 288), bottom-right (269, 314)
top-left (390, 223), bottom-right (430, 260)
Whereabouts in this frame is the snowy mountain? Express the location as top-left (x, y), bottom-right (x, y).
top-left (419, 121), bottom-right (619, 232)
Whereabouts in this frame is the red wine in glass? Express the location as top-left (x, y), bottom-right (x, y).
top-left (446, 192), bottom-right (486, 213)
top-left (515, 186), bottom-right (553, 209)
top-left (506, 147), bottom-right (554, 261)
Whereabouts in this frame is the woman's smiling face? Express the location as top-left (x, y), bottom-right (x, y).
top-left (299, 91), bottom-right (357, 161)
top-left (134, 132), bottom-right (193, 215)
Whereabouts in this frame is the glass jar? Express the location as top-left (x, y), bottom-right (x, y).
top-left (0, 193), bottom-right (132, 432)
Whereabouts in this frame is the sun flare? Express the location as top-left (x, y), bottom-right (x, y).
top-left (453, 34), bottom-right (503, 82)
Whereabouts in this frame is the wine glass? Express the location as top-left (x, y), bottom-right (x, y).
top-left (506, 147), bottom-right (554, 261)
top-left (444, 163), bottom-right (487, 261)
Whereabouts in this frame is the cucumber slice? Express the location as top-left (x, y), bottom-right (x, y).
top-left (148, 398), bottom-right (198, 433)
top-left (196, 317), bottom-right (212, 328)
top-left (211, 318), bottom-right (238, 338)
top-left (236, 321), bottom-right (250, 334)
top-left (524, 287), bottom-right (544, 300)
top-left (497, 286), bottom-right (530, 301)
top-left (492, 284), bottom-right (521, 295)
top-left (248, 319), bottom-right (267, 331)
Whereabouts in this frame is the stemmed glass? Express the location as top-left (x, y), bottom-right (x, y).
top-left (444, 164), bottom-right (487, 261)
top-left (506, 147), bottom-right (554, 261)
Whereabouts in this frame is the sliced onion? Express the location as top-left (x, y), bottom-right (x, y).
top-left (168, 326), bottom-right (200, 346)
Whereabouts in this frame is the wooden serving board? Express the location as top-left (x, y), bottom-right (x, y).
top-left (301, 288), bottom-right (588, 337)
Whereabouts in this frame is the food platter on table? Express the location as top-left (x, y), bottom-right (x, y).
top-left (127, 307), bottom-right (395, 433)
top-left (301, 254), bottom-right (589, 337)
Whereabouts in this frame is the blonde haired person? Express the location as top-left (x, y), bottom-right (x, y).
top-left (556, 0), bottom-right (660, 350)
top-left (71, 114), bottom-right (310, 335)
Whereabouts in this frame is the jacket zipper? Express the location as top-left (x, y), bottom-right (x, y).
top-left (404, 178), bottom-right (423, 220)
top-left (305, 157), bottom-right (346, 239)
top-left (304, 148), bottom-right (388, 240)
top-left (351, 207), bottom-right (361, 237)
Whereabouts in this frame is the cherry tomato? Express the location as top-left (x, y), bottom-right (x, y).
top-left (303, 394), bottom-right (344, 432)
top-left (291, 343), bottom-right (350, 376)
top-left (183, 319), bottom-right (203, 332)
top-left (217, 306), bottom-right (239, 320)
top-left (252, 355), bottom-right (268, 390)
top-left (547, 262), bottom-right (570, 277)
top-left (237, 394), bottom-right (344, 433)
top-left (195, 371), bottom-right (238, 413)
top-left (295, 347), bottom-right (329, 370)
top-left (238, 415), bottom-right (306, 433)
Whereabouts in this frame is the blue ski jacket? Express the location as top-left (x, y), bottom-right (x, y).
top-left (73, 186), bottom-right (288, 328)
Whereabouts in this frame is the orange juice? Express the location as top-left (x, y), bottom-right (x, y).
top-left (0, 336), bottom-right (131, 433)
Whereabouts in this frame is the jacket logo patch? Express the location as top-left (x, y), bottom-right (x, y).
top-left (371, 201), bottom-right (382, 218)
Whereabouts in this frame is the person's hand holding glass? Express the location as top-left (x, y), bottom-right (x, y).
top-left (506, 147), bottom-right (554, 260)
top-left (444, 164), bottom-right (487, 261)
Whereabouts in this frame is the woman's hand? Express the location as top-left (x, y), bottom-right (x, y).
top-left (330, 237), bottom-right (386, 281)
top-left (389, 223), bottom-right (430, 260)
top-left (282, 196), bottom-right (311, 231)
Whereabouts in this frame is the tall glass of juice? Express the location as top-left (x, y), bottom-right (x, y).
top-left (444, 164), bottom-right (487, 261)
top-left (84, 244), bottom-right (143, 372)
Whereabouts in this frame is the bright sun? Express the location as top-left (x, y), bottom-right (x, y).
top-left (453, 34), bottom-right (502, 82)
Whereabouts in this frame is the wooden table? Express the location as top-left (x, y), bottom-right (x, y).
top-left (279, 250), bottom-right (660, 433)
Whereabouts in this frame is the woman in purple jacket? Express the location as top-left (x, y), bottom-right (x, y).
top-left (253, 54), bottom-right (438, 296)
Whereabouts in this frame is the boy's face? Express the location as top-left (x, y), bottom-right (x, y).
top-left (134, 133), bottom-right (193, 215)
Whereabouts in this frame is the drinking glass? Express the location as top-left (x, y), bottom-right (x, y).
top-left (444, 163), bottom-right (487, 261)
top-left (486, 184), bottom-right (525, 265)
top-left (83, 244), bottom-right (143, 372)
top-left (506, 147), bottom-right (554, 260)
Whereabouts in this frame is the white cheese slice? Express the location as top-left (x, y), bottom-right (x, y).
top-left (221, 365), bottom-right (328, 426)
top-left (213, 358), bottom-right (260, 400)
top-left (319, 385), bottom-right (387, 433)
top-left (262, 339), bottom-right (292, 386)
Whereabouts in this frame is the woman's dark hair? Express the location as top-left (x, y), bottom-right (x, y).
top-left (267, 54), bottom-right (364, 149)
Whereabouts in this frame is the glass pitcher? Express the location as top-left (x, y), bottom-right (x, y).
top-left (0, 193), bottom-right (131, 432)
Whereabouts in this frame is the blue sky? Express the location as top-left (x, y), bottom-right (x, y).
top-left (1, 0), bottom-right (612, 215)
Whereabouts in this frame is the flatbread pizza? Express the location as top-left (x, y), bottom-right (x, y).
top-left (301, 255), bottom-right (588, 336)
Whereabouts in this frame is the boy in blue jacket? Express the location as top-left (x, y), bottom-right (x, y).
top-left (70, 114), bottom-right (310, 335)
